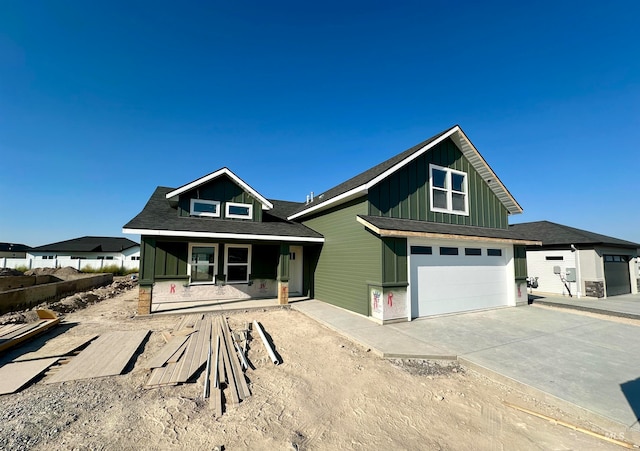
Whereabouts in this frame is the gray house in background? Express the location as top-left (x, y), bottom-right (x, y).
top-left (509, 221), bottom-right (639, 298)
top-left (28, 236), bottom-right (140, 263)
top-left (0, 243), bottom-right (31, 258)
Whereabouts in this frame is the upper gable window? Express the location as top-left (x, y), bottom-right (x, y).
top-left (225, 202), bottom-right (253, 220)
top-left (190, 199), bottom-right (220, 218)
top-left (429, 164), bottom-right (469, 216)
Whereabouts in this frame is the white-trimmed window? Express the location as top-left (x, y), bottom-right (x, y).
top-left (225, 244), bottom-right (251, 283)
top-left (190, 199), bottom-right (220, 217)
top-left (188, 243), bottom-right (218, 283)
top-left (429, 164), bottom-right (469, 215)
top-left (225, 202), bottom-right (253, 220)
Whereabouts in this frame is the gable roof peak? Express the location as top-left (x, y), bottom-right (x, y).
top-left (165, 167), bottom-right (273, 210)
top-left (288, 125), bottom-right (522, 220)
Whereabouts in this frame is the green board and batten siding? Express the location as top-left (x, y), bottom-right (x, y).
top-left (302, 198), bottom-right (381, 316)
top-left (177, 175), bottom-right (263, 222)
top-left (368, 138), bottom-right (509, 229)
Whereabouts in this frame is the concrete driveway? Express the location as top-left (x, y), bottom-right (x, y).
top-left (293, 300), bottom-right (640, 438)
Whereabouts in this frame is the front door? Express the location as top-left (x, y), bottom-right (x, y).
top-left (289, 246), bottom-right (303, 296)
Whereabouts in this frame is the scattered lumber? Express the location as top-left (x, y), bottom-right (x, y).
top-left (14, 334), bottom-right (98, 362)
top-left (0, 358), bottom-right (59, 395)
top-left (143, 335), bottom-right (189, 369)
top-left (45, 330), bottom-right (149, 384)
top-left (0, 310), bottom-right (60, 353)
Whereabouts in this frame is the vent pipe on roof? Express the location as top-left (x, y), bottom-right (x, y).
top-left (306, 195), bottom-right (310, 204)
top-left (310, 191), bottom-right (314, 202)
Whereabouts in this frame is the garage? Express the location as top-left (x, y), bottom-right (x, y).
top-left (409, 241), bottom-right (511, 318)
top-left (604, 255), bottom-right (631, 296)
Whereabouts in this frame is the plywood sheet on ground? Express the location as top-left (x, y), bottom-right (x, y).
top-left (14, 335), bottom-right (98, 362)
top-left (0, 358), bottom-right (59, 394)
top-left (45, 330), bottom-right (149, 384)
top-left (0, 319), bottom-right (60, 353)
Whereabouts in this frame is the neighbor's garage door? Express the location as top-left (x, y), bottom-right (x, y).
top-left (604, 255), bottom-right (631, 296)
top-left (410, 242), bottom-right (509, 318)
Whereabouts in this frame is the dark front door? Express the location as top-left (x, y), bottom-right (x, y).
top-left (604, 255), bottom-right (631, 296)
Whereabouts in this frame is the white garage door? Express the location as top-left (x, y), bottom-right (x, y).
top-left (410, 243), bottom-right (509, 318)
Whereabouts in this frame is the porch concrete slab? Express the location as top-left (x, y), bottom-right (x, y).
top-left (293, 299), bottom-right (640, 436)
top-left (531, 292), bottom-right (640, 320)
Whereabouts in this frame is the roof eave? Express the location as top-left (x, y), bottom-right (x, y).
top-left (356, 217), bottom-right (541, 246)
top-left (122, 227), bottom-right (325, 243)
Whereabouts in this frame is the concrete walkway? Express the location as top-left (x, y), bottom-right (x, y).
top-left (530, 292), bottom-right (640, 320)
top-left (293, 300), bottom-right (640, 439)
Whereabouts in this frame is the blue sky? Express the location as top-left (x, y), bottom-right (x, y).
top-left (1, 1), bottom-right (638, 246)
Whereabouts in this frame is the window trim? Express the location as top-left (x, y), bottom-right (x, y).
top-left (225, 202), bottom-right (253, 220)
top-left (188, 243), bottom-right (218, 284)
top-left (429, 164), bottom-right (469, 216)
top-left (190, 199), bottom-right (221, 218)
top-left (224, 244), bottom-right (252, 284)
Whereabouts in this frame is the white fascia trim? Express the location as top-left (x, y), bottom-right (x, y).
top-left (287, 127), bottom-right (458, 221)
top-left (450, 128), bottom-right (523, 214)
top-left (287, 186), bottom-right (367, 220)
top-left (122, 228), bottom-right (325, 243)
top-left (165, 168), bottom-right (274, 210)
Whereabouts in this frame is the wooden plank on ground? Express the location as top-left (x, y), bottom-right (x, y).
top-left (221, 317), bottom-right (250, 399)
top-left (167, 340), bottom-right (188, 364)
top-left (175, 316), bottom-right (212, 383)
top-left (0, 358), bottom-right (59, 395)
top-left (45, 330), bottom-right (149, 384)
top-left (175, 317), bottom-right (204, 383)
top-left (143, 335), bottom-right (189, 369)
top-left (0, 318), bottom-right (60, 353)
top-left (217, 319), bottom-right (240, 404)
top-left (14, 335), bottom-right (98, 362)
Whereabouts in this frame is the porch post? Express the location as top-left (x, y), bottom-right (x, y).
top-left (137, 237), bottom-right (156, 315)
top-left (277, 243), bottom-right (290, 305)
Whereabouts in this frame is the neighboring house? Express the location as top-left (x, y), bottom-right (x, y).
top-left (0, 243), bottom-right (30, 258)
top-left (509, 221), bottom-right (639, 298)
top-left (28, 236), bottom-right (140, 263)
top-left (124, 125), bottom-right (539, 320)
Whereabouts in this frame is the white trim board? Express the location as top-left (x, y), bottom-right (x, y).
top-left (122, 228), bottom-right (325, 243)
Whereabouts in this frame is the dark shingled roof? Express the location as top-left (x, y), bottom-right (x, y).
top-left (31, 236), bottom-right (139, 253)
top-left (123, 187), bottom-right (323, 239)
top-left (508, 221), bottom-right (640, 248)
top-left (290, 127), bottom-right (455, 216)
top-left (359, 216), bottom-right (540, 243)
top-left (0, 243), bottom-right (31, 252)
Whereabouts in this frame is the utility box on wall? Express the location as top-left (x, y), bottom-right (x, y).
top-left (565, 267), bottom-right (576, 282)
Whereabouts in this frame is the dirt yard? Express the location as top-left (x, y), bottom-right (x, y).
top-left (0, 285), bottom-right (625, 450)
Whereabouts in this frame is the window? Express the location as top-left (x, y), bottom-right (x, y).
top-left (225, 202), bottom-right (253, 220)
top-left (545, 256), bottom-right (563, 261)
top-left (429, 164), bottom-right (468, 215)
top-left (225, 245), bottom-right (251, 283)
top-left (410, 246), bottom-right (432, 255)
top-left (188, 244), bottom-right (217, 283)
top-left (465, 248), bottom-right (482, 256)
top-left (440, 247), bottom-right (459, 256)
top-left (130, 256), bottom-right (140, 261)
top-left (190, 199), bottom-right (220, 217)
top-left (487, 249), bottom-right (502, 256)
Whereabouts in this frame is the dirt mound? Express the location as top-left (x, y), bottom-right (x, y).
top-left (37, 277), bottom-right (138, 314)
top-left (0, 268), bottom-right (24, 276)
top-left (24, 267), bottom-right (82, 278)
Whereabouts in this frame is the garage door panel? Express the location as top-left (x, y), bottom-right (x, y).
top-left (411, 243), bottom-right (510, 318)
